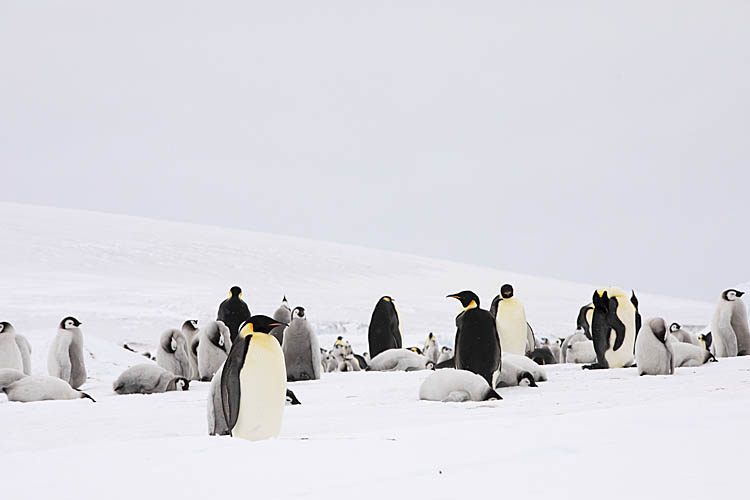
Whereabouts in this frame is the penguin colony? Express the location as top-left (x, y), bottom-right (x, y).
top-left (1, 284), bottom-right (746, 442)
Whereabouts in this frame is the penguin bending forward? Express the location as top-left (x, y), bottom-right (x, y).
top-left (634, 317), bottom-right (674, 376)
top-left (0, 322), bottom-right (24, 372)
top-left (447, 291), bottom-right (501, 386)
top-left (156, 329), bottom-right (191, 378)
top-left (367, 296), bottom-right (403, 359)
top-left (220, 315), bottom-right (288, 441)
top-left (197, 321), bottom-right (232, 381)
top-left (583, 288), bottom-right (638, 370)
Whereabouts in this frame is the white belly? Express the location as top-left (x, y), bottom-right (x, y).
top-left (233, 335), bottom-right (286, 441)
top-left (603, 300), bottom-right (636, 368)
top-left (496, 299), bottom-right (527, 355)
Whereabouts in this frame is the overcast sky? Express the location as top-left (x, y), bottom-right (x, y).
top-left (1, 1), bottom-right (748, 301)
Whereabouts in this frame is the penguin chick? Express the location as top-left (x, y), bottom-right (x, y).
top-left (566, 338), bottom-right (597, 364)
top-left (419, 369), bottom-right (501, 402)
top-left (207, 363), bottom-right (228, 436)
top-left (271, 296), bottom-right (292, 346)
top-left (197, 321), bottom-right (232, 381)
top-left (113, 363), bottom-right (189, 394)
top-left (48, 317), bottom-right (87, 389)
top-left (494, 353), bottom-right (547, 388)
top-left (437, 346), bottom-right (454, 364)
top-left (332, 337), bottom-right (361, 372)
top-left (635, 317), bottom-right (674, 376)
top-left (0, 368), bottom-right (95, 402)
top-left (528, 346), bottom-right (557, 365)
top-left (672, 343), bottom-right (717, 368)
top-left (188, 334), bottom-right (200, 381)
top-left (156, 328), bottom-right (191, 378)
top-left (282, 307), bottom-right (321, 382)
top-left (0, 322), bottom-right (24, 372)
top-left (15, 334), bottom-right (32, 375)
top-left (561, 331), bottom-right (587, 363)
top-left (669, 322), bottom-right (699, 346)
top-left (367, 348), bottom-right (434, 372)
top-left (423, 333), bottom-right (440, 364)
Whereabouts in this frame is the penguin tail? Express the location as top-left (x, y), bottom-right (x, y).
top-left (80, 392), bottom-right (96, 402)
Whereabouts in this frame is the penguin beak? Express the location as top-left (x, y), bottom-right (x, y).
top-left (737, 291), bottom-right (745, 297)
top-left (446, 294), bottom-right (459, 299)
top-left (270, 322), bottom-right (286, 328)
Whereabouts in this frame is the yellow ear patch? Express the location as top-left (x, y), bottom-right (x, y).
top-left (462, 300), bottom-right (478, 312)
top-left (240, 322), bottom-right (255, 337)
top-left (383, 297), bottom-right (391, 302)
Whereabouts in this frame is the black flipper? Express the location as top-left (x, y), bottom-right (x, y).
top-left (489, 295), bottom-right (500, 320)
top-left (435, 357), bottom-right (455, 369)
top-left (577, 305), bottom-right (593, 340)
top-left (221, 336), bottom-right (251, 434)
top-left (608, 297), bottom-right (627, 352)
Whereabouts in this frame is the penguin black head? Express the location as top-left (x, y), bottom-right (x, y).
top-left (239, 315), bottom-right (286, 336)
top-left (183, 319), bottom-right (198, 330)
top-left (229, 286), bottom-right (242, 298)
top-left (518, 372), bottom-right (538, 387)
top-left (427, 332), bottom-right (434, 341)
top-left (286, 389), bottom-right (302, 405)
top-left (59, 316), bottom-right (82, 329)
top-left (649, 318), bottom-right (668, 343)
top-left (723, 289), bottom-right (745, 301)
top-left (0, 321), bottom-right (12, 334)
top-left (447, 291), bottom-right (480, 309)
top-left (292, 306), bottom-right (306, 319)
top-left (484, 389), bottom-right (503, 401)
top-left (669, 322), bottom-right (681, 333)
top-left (408, 346), bottom-right (423, 355)
top-left (500, 284), bottom-right (514, 299)
top-left (593, 289), bottom-right (610, 311)
top-left (699, 332), bottom-right (713, 349)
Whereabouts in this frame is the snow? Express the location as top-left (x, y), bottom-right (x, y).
top-left (1, 202), bottom-right (748, 499)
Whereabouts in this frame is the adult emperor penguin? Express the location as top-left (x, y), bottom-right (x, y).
top-left (576, 304), bottom-right (595, 339)
top-left (711, 289), bottom-right (750, 357)
top-left (423, 333), bottom-right (440, 364)
top-left (217, 286), bottom-right (252, 343)
top-left (583, 287), bottom-right (638, 370)
top-left (197, 321), bottom-right (232, 381)
top-left (492, 284), bottom-right (528, 356)
top-left (155, 329), bottom-right (191, 378)
top-left (634, 317), bottom-right (674, 376)
top-left (220, 315), bottom-right (288, 441)
top-left (0, 322), bottom-right (24, 371)
top-left (271, 296), bottom-right (292, 346)
top-left (447, 291), bottom-right (502, 386)
top-left (367, 296), bottom-right (402, 358)
top-left (113, 363), bottom-right (189, 394)
top-left (419, 369), bottom-right (501, 402)
top-left (0, 368), bottom-right (95, 403)
top-left (48, 317), bottom-right (87, 389)
top-left (282, 306), bottom-right (321, 382)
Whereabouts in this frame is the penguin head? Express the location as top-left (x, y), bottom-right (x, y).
top-left (334, 336), bottom-right (346, 348)
top-left (669, 322), bottom-right (681, 333)
top-left (238, 315), bottom-right (286, 336)
top-left (184, 319), bottom-right (198, 329)
top-left (447, 291), bottom-right (480, 310)
top-left (381, 296), bottom-right (394, 303)
top-left (229, 286), bottom-right (242, 298)
top-left (500, 284), bottom-right (514, 299)
top-left (648, 318), bottom-right (668, 343)
top-left (285, 390), bottom-right (302, 406)
top-left (0, 321), bottom-right (12, 334)
top-left (408, 346), bottom-right (423, 355)
top-left (518, 372), bottom-right (537, 387)
top-left (292, 306), bottom-right (306, 320)
top-left (441, 346), bottom-right (452, 354)
top-left (60, 316), bottom-right (82, 329)
top-left (699, 332), bottom-right (713, 349)
top-left (593, 289), bottom-right (610, 311)
top-left (484, 389), bottom-right (502, 401)
top-left (723, 289), bottom-right (745, 301)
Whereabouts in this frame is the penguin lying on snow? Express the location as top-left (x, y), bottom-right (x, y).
top-left (672, 342), bottom-right (717, 368)
top-left (669, 322), bottom-right (699, 346)
top-left (156, 328), bottom-right (191, 378)
top-left (113, 363), bottom-right (189, 394)
top-left (0, 368), bottom-right (95, 402)
top-left (197, 321), bottom-right (232, 381)
top-left (367, 348), bottom-right (434, 372)
top-left (566, 339), bottom-right (597, 364)
top-left (494, 353), bottom-right (547, 388)
top-left (48, 317), bottom-right (87, 389)
top-left (0, 322), bottom-right (24, 372)
top-left (420, 369), bottom-right (501, 402)
top-left (635, 317), bottom-right (674, 376)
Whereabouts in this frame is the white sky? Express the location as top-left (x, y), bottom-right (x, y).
top-left (1, 1), bottom-right (748, 301)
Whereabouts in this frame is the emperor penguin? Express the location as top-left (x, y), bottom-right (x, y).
top-left (672, 342), bottom-right (717, 368)
top-left (437, 346), bottom-right (454, 364)
top-left (566, 339), bottom-right (597, 364)
top-left (15, 334), bottom-right (32, 375)
top-left (181, 319), bottom-right (199, 345)
top-left (584, 287), bottom-right (638, 370)
top-left (197, 321), bottom-right (232, 381)
top-left (367, 348), bottom-right (434, 372)
top-left (156, 329), bottom-right (191, 378)
top-left (182, 320), bottom-right (200, 380)
top-left (367, 296), bottom-right (402, 358)
top-left (635, 317), bottom-right (674, 376)
top-left (699, 332), bottom-right (713, 352)
top-left (189, 335), bottom-right (200, 380)
top-left (493, 284), bottom-right (528, 356)
top-left (113, 363), bottom-right (189, 394)
top-left (0, 368), bottom-right (95, 403)
top-left (217, 286), bottom-right (252, 343)
top-left (220, 315), bottom-right (288, 441)
top-left (528, 346), bottom-right (557, 365)
top-left (47, 317), bottom-right (87, 389)
top-left (539, 337), bottom-right (561, 363)
top-left (576, 304), bottom-right (595, 339)
top-left (419, 369), bottom-right (501, 402)
top-left (669, 322), bottom-right (699, 345)
top-left (208, 363), bottom-right (229, 435)
top-left (494, 352), bottom-right (547, 388)
top-left (282, 306), bottom-right (321, 382)
top-left (271, 296), bottom-right (292, 346)
top-left (0, 322), bottom-right (24, 372)
top-left (561, 331), bottom-right (587, 363)
top-left (710, 289), bottom-right (750, 357)
top-left (331, 337), bottom-right (361, 372)
top-left (423, 333), bottom-right (440, 364)
top-left (447, 291), bottom-right (502, 386)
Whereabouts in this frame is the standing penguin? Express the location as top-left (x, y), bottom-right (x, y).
top-left (217, 286), bottom-right (252, 343)
top-left (423, 333), bottom-right (440, 364)
top-left (156, 329), bottom-right (191, 378)
top-left (282, 306), bottom-right (321, 382)
top-left (584, 287), bottom-right (638, 370)
top-left (635, 317), bottom-right (674, 376)
top-left (576, 304), bottom-right (595, 339)
top-left (197, 321), bottom-right (232, 381)
top-left (492, 284), bottom-right (528, 356)
top-left (221, 315), bottom-right (288, 441)
top-left (710, 289), bottom-right (750, 357)
top-left (48, 317), bottom-right (87, 389)
top-left (271, 296), bottom-right (292, 346)
top-left (0, 322), bottom-right (24, 372)
top-left (367, 296), bottom-right (402, 358)
top-left (447, 291), bottom-right (502, 386)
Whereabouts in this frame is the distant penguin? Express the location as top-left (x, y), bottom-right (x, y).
top-left (447, 291), bottom-right (502, 386)
top-left (207, 363), bottom-right (228, 435)
top-left (353, 353), bottom-right (368, 370)
top-left (539, 337), bottom-right (561, 363)
top-left (672, 342), bottom-right (717, 368)
top-left (492, 284), bottom-right (528, 356)
top-left (331, 337), bottom-right (361, 372)
top-left (156, 329), bottom-right (191, 378)
top-left (182, 320), bottom-right (200, 380)
top-left (15, 334), bottom-right (32, 375)
top-left (423, 333), bottom-right (440, 364)
top-left (710, 289), bottom-right (749, 357)
top-left (188, 334), bottom-right (200, 381)
top-left (0, 368), bottom-right (94, 403)
top-left (197, 321), bottom-right (232, 381)
top-left (561, 331), bottom-right (587, 363)
top-left (576, 304), bottom-right (595, 339)
top-left (367, 296), bottom-right (402, 358)
top-left (113, 363), bottom-right (189, 394)
top-left (567, 339), bottom-right (597, 364)
top-left (528, 346), bottom-right (556, 365)
top-left (419, 369), bottom-right (501, 402)
top-left (0, 322), bottom-right (24, 372)
top-left (282, 307), bottom-right (321, 382)
top-left (181, 320), bottom-right (199, 345)
top-left (669, 322), bottom-right (699, 345)
top-left (437, 346), bottom-right (454, 365)
top-left (367, 348), bottom-right (434, 372)
top-left (699, 332), bottom-right (713, 352)
top-left (584, 287), bottom-right (638, 370)
top-left (217, 286), bottom-right (252, 343)
top-left (220, 315), bottom-right (288, 441)
top-left (494, 353), bottom-right (547, 388)
top-left (48, 317), bottom-right (87, 389)
top-left (271, 296), bottom-right (292, 346)
top-left (635, 317), bottom-right (674, 376)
